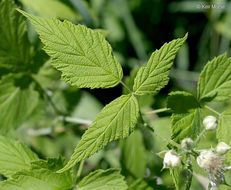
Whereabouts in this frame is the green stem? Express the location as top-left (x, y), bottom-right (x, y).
top-left (31, 75), bottom-right (65, 116)
top-left (76, 160), bottom-right (84, 181)
top-left (194, 128), bottom-right (206, 146)
top-left (145, 108), bottom-right (171, 114)
top-left (204, 105), bottom-right (221, 117)
top-left (170, 169), bottom-right (180, 190)
top-left (60, 116), bottom-right (92, 126)
top-left (120, 80), bottom-right (132, 93)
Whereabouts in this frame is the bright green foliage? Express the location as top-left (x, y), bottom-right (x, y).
top-left (0, 158), bottom-right (74, 190)
top-left (19, 0), bottom-right (80, 21)
top-left (121, 130), bottom-right (146, 178)
top-left (77, 169), bottom-right (128, 190)
top-left (171, 109), bottom-right (202, 143)
top-left (129, 179), bottom-right (154, 190)
top-left (133, 34), bottom-right (187, 95)
top-left (0, 136), bottom-right (38, 178)
top-left (18, 10), bottom-right (123, 89)
top-left (0, 75), bottom-right (39, 132)
top-left (217, 111), bottom-right (231, 163)
top-left (197, 53), bottom-right (231, 102)
top-left (59, 94), bottom-right (139, 172)
top-left (167, 91), bottom-right (199, 113)
top-left (0, 0), bottom-right (30, 72)
top-left (168, 91), bottom-right (201, 143)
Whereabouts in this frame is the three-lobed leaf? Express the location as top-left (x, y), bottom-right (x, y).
top-left (77, 169), bottom-right (127, 190)
top-left (197, 53), bottom-right (231, 102)
top-left (0, 135), bottom-right (38, 178)
top-left (133, 34), bottom-right (187, 95)
top-left (59, 94), bottom-right (139, 172)
top-left (18, 10), bottom-right (123, 89)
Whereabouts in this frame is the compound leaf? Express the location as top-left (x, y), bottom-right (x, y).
top-left (0, 136), bottom-right (38, 178)
top-left (0, 74), bottom-right (39, 132)
top-left (59, 94), bottom-right (139, 172)
top-left (77, 169), bottom-right (127, 190)
top-left (133, 34), bottom-right (187, 95)
top-left (197, 53), bottom-right (231, 102)
top-left (0, 0), bottom-right (30, 72)
top-left (18, 10), bottom-right (123, 89)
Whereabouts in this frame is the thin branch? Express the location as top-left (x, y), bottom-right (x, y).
top-left (60, 116), bottom-right (92, 126)
top-left (204, 105), bottom-right (221, 117)
top-left (145, 108), bottom-right (171, 114)
top-left (120, 80), bottom-right (132, 93)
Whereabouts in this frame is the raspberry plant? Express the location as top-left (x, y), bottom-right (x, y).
top-left (1, 0), bottom-right (231, 189)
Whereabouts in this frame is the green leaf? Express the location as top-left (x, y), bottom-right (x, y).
top-left (0, 74), bottom-right (39, 132)
top-left (0, 158), bottom-right (74, 190)
top-left (197, 53), bottom-right (231, 102)
top-left (0, 136), bottom-right (38, 178)
top-left (19, 0), bottom-right (80, 21)
top-left (129, 179), bottom-right (154, 190)
top-left (59, 94), bottom-right (139, 172)
top-left (167, 91), bottom-right (199, 113)
top-left (77, 169), bottom-right (128, 190)
top-left (0, 0), bottom-right (30, 72)
top-left (18, 10), bottom-right (123, 89)
top-left (121, 130), bottom-right (146, 178)
top-left (171, 108), bottom-right (202, 143)
top-left (217, 111), bottom-right (231, 163)
top-left (133, 34), bottom-right (187, 95)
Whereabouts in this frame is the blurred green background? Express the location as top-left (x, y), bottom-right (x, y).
top-left (4, 0), bottom-right (231, 189)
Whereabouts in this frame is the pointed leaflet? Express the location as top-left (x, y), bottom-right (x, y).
top-left (59, 94), bottom-right (139, 172)
top-left (133, 34), bottom-right (187, 95)
top-left (0, 0), bottom-right (30, 72)
top-left (18, 10), bottom-right (123, 89)
top-left (168, 91), bottom-right (202, 143)
top-left (197, 53), bottom-right (231, 102)
top-left (0, 136), bottom-right (38, 178)
top-left (0, 74), bottom-right (39, 132)
top-left (0, 158), bottom-right (74, 190)
top-left (77, 169), bottom-right (127, 190)
top-left (171, 109), bottom-right (202, 143)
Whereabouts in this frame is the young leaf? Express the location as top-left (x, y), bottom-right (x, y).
top-left (197, 53), bottom-right (231, 102)
top-left (0, 158), bottom-right (74, 190)
top-left (133, 34), bottom-right (187, 95)
top-left (59, 94), bottom-right (139, 172)
top-left (167, 91), bottom-right (199, 113)
top-left (171, 109), bottom-right (202, 143)
top-left (77, 169), bottom-right (128, 190)
top-left (0, 74), bottom-right (39, 132)
top-left (129, 179), bottom-right (154, 190)
top-left (0, 135), bottom-right (38, 178)
top-left (0, 0), bottom-right (30, 72)
top-left (121, 130), bottom-right (146, 178)
top-left (19, 0), bottom-right (80, 21)
top-left (18, 10), bottom-right (123, 89)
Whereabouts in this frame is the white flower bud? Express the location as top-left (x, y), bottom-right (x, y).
top-left (181, 138), bottom-right (194, 150)
top-left (163, 150), bottom-right (181, 168)
top-left (203, 116), bottom-right (217, 130)
top-left (216, 142), bottom-right (231, 155)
